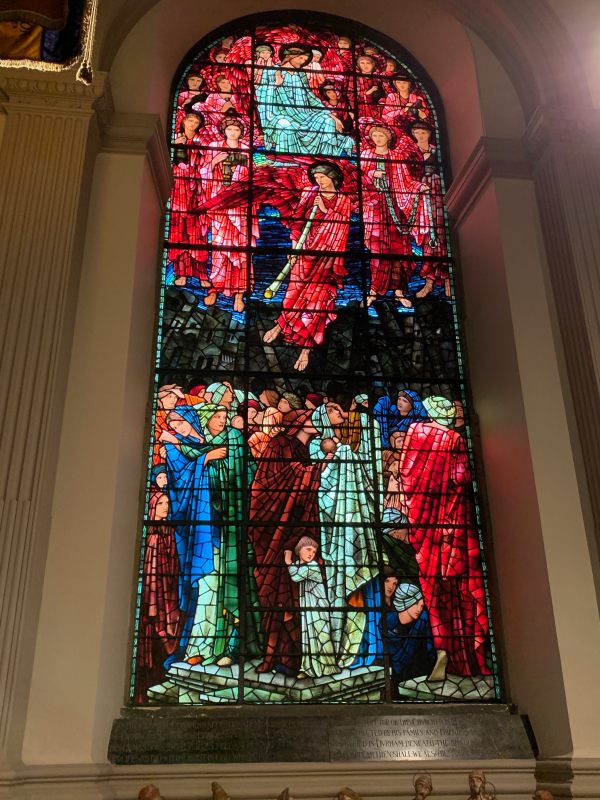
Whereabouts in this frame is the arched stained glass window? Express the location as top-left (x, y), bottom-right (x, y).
top-left (131, 13), bottom-right (500, 706)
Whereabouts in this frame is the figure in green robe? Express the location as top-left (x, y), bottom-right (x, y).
top-left (185, 404), bottom-right (262, 665)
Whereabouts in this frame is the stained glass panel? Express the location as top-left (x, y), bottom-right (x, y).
top-left (131, 16), bottom-right (500, 706)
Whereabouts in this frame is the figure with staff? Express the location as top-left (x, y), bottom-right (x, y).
top-left (197, 156), bottom-right (355, 371)
top-left (262, 160), bottom-right (352, 371)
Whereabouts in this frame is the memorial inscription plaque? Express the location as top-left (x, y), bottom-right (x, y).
top-left (109, 706), bottom-right (534, 764)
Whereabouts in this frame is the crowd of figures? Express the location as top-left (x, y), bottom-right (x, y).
top-left (133, 23), bottom-right (495, 705)
top-left (166, 24), bottom-right (449, 371)
top-left (135, 381), bottom-right (491, 701)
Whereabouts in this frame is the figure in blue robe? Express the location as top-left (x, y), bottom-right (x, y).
top-left (381, 582), bottom-right (437, 694)
top-left (162, 405), bottom-right (215, 662)
top-left (349, 577), bottom-right (384, 669)
top-left (374, 388), bottom-right (428, 448)
top-left (256, 46), bottom-right (355, 157)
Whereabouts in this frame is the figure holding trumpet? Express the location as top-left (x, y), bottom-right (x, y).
top-left (262, 160), bottom-right (351, 371)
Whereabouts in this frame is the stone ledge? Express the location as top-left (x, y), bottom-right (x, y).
top-left (0, 759), bottom-right (540, 800)
top-left (109, 704), bottom-right (533, 765)
top-left (536, 757), bottom-right (600, 798)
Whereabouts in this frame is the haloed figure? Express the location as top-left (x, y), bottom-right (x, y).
top-left (319, 80), bottom-right (354, 134)
top-left (263, 161), bottom-right (351, 371)
top-left (356, 53), bottom-right (384, 119)
top-left (256, 43), bottom-right (355, 156)
top-left (382, 73), bottom-right (431, 127)
top-left (176, 71), bottom-right (207, 128)
top-left (247, 41), bottom-right (275, 81)
top-left (306, 47), bottom-right (325, 91)
top-left (201, 73), bottom-right (240, 133)
top-left (202, 117), bottom-right (256, 312)
top-left (362, 124), bottom-right (429, 307)
top-left (169, 110), bottom-right (211, 288)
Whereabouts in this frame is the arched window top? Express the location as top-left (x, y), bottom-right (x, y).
top-left (170, 14), bottom-right (449, 183)
top-left (131, 14), bottom-right (499, 707)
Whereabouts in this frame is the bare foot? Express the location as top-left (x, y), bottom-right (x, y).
top-left (416, 278), bottom-right (434, 298)
top-left (200, 279), bottom-right (211, 288)
top-left (204, 290), bottom-right (217, 306)
top-left (233, 293), bottom-right (244, 312)
top-left (366, 291), bottom-right (378, 307)
top-left (174, 277), bottom-right (187, 287)
top-left (215, 655), bottom-right (233, 667)
top-left (394, 290), bottom-right (413, 308)
top-left (427, 649), bottom-right (448, 682)
top-left (263, 324), bottom-right (281, 343)
top-left (444, 278), bottom-right (451, 297)
top-left (186, 655), bottom-right (204, 666)
top-left (296, 672), bottom-right (307, 680)
top-left (293, 348), bottom-right (310, 371)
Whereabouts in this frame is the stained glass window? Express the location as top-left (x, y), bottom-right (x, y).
top-left (131, 15), bottom-right (500, 705)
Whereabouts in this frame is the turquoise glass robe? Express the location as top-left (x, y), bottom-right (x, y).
top-left (308, 407), bottom-right (386, 667)
top-left (288, 560), bottom-right (338, 677)
top-left (257, 67), bottom-right (355, 156)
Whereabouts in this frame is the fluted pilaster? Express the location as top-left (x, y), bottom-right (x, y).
top-left (0, 69), bottom-right (106, 766)
top-left (525, 105), bottom-right (600, 556)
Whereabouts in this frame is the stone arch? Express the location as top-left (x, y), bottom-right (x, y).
top-left (97, 0), bottom-right (592, 122)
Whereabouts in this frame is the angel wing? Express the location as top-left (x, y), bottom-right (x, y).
top-left (196, 155), bottom-right (310, 221)
top-left (197, 154), bottom-right (358, 220)
top-left (256, 23), bottom-right (323, 47)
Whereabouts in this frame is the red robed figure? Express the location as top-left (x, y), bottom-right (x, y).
top-left (399, 419), bottom-right (490, 676)
top-left (247, 410), bottom-right (322, 674)
top-left (135, 492), bottom-right (182, 702)
top-left (362, 132), bottom-right (427, 300)
top-left (277, 185), bottom-right (351, 348)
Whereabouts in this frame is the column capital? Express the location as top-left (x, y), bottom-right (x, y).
top-left (523, 104), bottom-right (600, 159)
top-left (96, 87), bottom-right (172, 203)
top-left (0, 68), bottom-right (107, 115)
top-left (446, 136), bottom-right (532, 225)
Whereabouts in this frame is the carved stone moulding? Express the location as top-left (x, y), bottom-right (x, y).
top-left (0, 68), bottom-right (106, 113)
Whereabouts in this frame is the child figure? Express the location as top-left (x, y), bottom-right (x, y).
top-left (285, 537), bottom-right (338, 679)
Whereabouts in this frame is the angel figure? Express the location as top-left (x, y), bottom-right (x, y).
top-left (261, 160), bottom-right (353, 371)
top-left (200, 157), bottom-right (357, 371)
